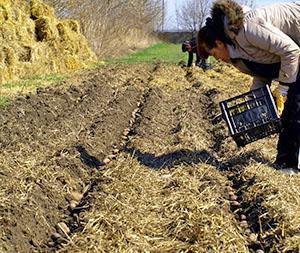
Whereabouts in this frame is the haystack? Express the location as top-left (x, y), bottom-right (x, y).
top-left (0, 0), bottom-right (96, 84)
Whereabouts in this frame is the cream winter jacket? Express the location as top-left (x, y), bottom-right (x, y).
top-left (212, 1), bottom-right (300, 88)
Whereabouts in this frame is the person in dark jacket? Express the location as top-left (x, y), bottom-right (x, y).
top-left (197, 0), bottom-right (300, 174)
top-left (182, 38), bottom-right (209, 69)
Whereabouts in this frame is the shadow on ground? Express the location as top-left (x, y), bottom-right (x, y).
top-left (124, 147), bottom-right (272, 171)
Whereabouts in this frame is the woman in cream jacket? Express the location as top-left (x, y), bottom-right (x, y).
top-left (197, 1), bottom-right (300, 173)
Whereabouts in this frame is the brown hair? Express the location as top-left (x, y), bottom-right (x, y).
top-left (197, 17), bottom-right (234, 58)
top-left (197, 43), bottom-right (209, 59)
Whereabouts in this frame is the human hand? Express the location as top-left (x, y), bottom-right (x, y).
top-left (272, 84), bottom-right (289, 117)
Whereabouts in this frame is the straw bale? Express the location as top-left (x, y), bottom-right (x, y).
top-left (59, 20), bottom-right (81, 35)
top-left (30, 0), bottom-right (54, 19)
top-left (64, 55), bottom-right (84, 70)
top-left (65, 20), bottom-right (80, 33)
top-left (0, 21), bottom-right (18, 41)
top-left (0, 46), bottom-right (14, 66)
top-left (0, 0), bottom-right (96, 84)
top-left (57, 21), bottom-right (71, 40)
top-left (0, 6), bottom-right (9, 24)
top-left (5, 46), bottom-right (17, 66)
top-left (17, 45), bottom-right (32, 62)
top-left (0, 0), bottom-right (10, 6)
top-left (35, 16), bottom-right (58, 41)
top-left (56, 21), bottom-right (87, 54)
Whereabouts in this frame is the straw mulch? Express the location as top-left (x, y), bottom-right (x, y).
top-left (125, 63), bottom-right (214, 160)
top-left (149, 63), bottom-right (191, 91)
top-left (0, 64), bottom-right (150, 252)
top-left (59, 155), bottom-right (250, 253)
top-left (186, 62), bottom-right (252, 98)
top-left (57, 64), bottom-right (250, 253)
top-left (243, 162), bottom-right (300, 252)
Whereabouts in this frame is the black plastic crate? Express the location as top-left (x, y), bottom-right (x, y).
top-left (220, 86), bottom-right (281, 147)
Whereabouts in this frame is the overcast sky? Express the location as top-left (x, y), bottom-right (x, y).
top-left (165, 0), bottom-right (293, 30)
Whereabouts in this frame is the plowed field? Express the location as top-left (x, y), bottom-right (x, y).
top-left (1, 63), bottom-right (299, 253)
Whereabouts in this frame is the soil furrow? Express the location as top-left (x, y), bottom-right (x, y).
top-left (1, 63), bottom-right (299, 253)
top-left (200, 81), bottom-right (284, 253)
top-left (53, 65), bottom-right (247, 252)
top-left (0, 66), bottom-right (151, 253)
top-left (44, 64), bottom-right (158, 252)
top-left (47, 87), bottom-right (149, 251)
top-left (57, 86), bottom-right (249, 253)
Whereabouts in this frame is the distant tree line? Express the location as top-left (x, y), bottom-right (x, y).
top-left (46, 0), bottom-right (255, 57)
top-left (175, 0), bottom-right (255, 35)
top-left (46, 0), bottom-right (164, 58)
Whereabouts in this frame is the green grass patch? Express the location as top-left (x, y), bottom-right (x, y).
top-left (0, 73), bottom-right (68, 107)
top-left (2, 74), bottom-right (67, 90)
top-left (107, 43), bottom-right (188, 64)
top-left (107, 43), bottom-right (215, 66)
top-left (0, 96), bottom-right (10, 107)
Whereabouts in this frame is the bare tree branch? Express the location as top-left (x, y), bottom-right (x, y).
top-left (176, 0), bottom-right (211, 34)
top-left (46, 0), bottom-right (163, 57)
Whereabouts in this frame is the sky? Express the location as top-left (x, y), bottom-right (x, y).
top-left (165, 0), bottom-right (293, 31)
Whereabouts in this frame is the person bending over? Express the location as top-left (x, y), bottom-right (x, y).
top-left (182, 38), bottom-right (209, 69)
top-left (197, 0), bottom-right (300, 174)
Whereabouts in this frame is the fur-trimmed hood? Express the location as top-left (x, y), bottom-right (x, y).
top-left (211, 0), bottom-right (248, 38)
top-left (211, 1), bottom-right (300, 85)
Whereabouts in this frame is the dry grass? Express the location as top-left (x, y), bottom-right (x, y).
top-left (57, 64), bottom-right (252, 253)
top-left (195, 62), bottom-right (300, 251)
top-left (186, 61), bottom-right (252, 97)
top-left (45, 1), bottom-right (161, 59)
top-left (0, 64), bottom-right (154, 252)
top-left (59, 155), bottom-right (249, 253)
top-left (0, 73), bottom-right (67, 102)
top-left (2, 62), bottom-right (300, 252)
top-left (0, 132), bottom-right (90, 252)
top-left (149, 63), bottom-right (191, 91)
top-left (243, 162), bottom-right (300, 252)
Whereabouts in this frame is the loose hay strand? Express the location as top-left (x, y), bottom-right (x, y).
top-left (59, 157), bottom-right (249, 253)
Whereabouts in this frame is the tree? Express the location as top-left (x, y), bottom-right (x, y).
top-left (176, 0), bottom-right (211, 34)
top-left (45, 0), bottom-right (163, 57)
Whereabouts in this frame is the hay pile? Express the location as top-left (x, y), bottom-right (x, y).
top-left (0, 0), bottom-right (96, 84)
top-left (59, 156), bottom-right (249, 253)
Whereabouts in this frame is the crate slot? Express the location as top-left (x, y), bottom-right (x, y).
top-left (220, 86), bottom-right (280, 147)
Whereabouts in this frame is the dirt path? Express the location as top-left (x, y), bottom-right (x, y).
top-left (0, 63), bottom-right (299, 253)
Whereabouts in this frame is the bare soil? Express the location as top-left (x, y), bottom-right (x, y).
top-left (0, 63), bottom-right (299, 253)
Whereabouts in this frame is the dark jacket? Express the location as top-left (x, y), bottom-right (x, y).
top-left (187, 38), bottom-right (201, 67)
